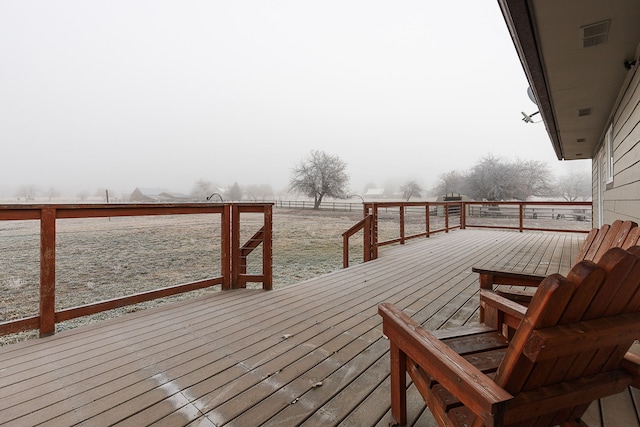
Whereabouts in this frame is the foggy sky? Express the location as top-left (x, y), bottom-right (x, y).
top-left (0, 0), bottom-right (589, 199)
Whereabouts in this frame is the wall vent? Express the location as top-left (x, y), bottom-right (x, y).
top-left (578, 108), bottom-right (592, 117)
top-left (581, 20), bottom-right (610, 48)
top-left (576, 138), bottom-right (586, 143)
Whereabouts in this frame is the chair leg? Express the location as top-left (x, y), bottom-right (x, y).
top-left (390, 342), bottom-right (408, 425)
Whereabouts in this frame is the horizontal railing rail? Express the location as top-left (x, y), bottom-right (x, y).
top-left (343, 201), bottom-right (593, 267)
top-left (463, 201), bottom-right (592, 232)
top-left (0, 203), bottom-right (272, 338)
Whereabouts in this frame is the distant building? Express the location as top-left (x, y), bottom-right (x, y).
top-left (129, 187), bottom-right (191, 203)
top-left (364, 188), bottom-right (385, 198)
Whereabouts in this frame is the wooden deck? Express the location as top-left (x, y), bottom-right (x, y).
top-left (1, 229), bottom-right (639, 426)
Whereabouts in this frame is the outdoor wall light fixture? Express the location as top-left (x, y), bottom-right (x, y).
top-left (521, 87), bottom-right (542, 124)
top-left (521, 111), bottom-right (540, 123)
top-left (624, 59), bottom-right (637, 70)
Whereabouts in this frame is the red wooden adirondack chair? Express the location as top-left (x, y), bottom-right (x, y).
top-left (473, 220), bottom-right (640, 310)
top-left (379, 246), bottom-right (640, 426)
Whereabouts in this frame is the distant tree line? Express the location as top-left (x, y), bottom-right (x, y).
top-left (9, 152), bottom-right (590, 205)
top-left (431, 154), bottom-right (591, 201)
top-left (190, 179), bottom-right (276, 202)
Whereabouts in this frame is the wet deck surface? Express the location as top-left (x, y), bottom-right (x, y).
top-left (1, 229), bottom-right (639, 426)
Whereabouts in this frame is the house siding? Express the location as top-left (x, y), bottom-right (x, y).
top-left (593, 57), bottom-right (640, 225)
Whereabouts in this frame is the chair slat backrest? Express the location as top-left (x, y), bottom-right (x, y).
top-left (573, 221), bottom-right (616, 265)
top-left (592, 220), bottom-right (636, 262)
top-left (494, 247), bottom-right (640, 425)
top-left (623, 227), bottom-right (640, 250)
top-left (577, 220), bottom-right (638, 265)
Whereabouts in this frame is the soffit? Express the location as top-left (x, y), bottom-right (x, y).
top-left (504, 0), bottom-right (640, 160)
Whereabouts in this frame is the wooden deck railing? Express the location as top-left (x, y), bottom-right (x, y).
top-left (342, 201), bottom-right (462, 267)
top-left (342, 215), bottom-right (373, 268)
top-left (343, 201), bottom-right (592, 267)
top-left (0, 203), bottom-right (273, 338)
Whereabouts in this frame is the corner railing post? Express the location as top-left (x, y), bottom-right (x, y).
top-left (461, 202), bottom-right (466, 229)
top-left (222, 204), bottom-right (231, 290)
top-left (519, 204), bottom-right (524, 232)
top-left (231, 204), bottom-right (241, 289)
top-left (39, 207), bottom-right (56, 337)
top-left (263, 204), bottom-right (273, 290)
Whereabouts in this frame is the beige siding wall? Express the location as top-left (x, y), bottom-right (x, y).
top-left (593, 61), bottom-right (640, 225)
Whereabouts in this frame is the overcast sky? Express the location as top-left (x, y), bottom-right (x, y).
top-left (0, 0), bottom-right (589, 199)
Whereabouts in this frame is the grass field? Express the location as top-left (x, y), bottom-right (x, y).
top-left (0, 208), bottom-right (366, 344)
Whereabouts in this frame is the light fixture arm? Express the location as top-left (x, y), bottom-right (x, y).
top-left (206, 192), bottom-right (224, 202)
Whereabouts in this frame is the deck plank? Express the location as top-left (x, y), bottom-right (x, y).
top-left (1, 229), bottom-right (636, 426)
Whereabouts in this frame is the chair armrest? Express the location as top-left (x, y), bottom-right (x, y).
top-left (622, 351), bottom-right (640, 389)
top-left (379, 303), bottom-right (513, 425)
top-left (479, 289), bottom-right (527, 333)
top-left (480, 289), bottom-right (527, 320)
top-left (472, 267), bottom-right (546, 289)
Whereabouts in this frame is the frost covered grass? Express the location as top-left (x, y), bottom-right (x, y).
top-left (0, 208), bottom-right (365, 345)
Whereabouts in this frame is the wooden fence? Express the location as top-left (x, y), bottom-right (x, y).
top-left (273, 199), bottom-right (365, 212)
top-left (0, 203), bottom-right (272, 337)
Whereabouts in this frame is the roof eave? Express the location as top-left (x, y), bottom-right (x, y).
top-left (498, 0), bottom-right (564, 160)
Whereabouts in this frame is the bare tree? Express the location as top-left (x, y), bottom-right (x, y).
top-left (191, 179), bottom-right (216, 200)
top-left (289, 150), bottom-right (350, 209)
top-left (512, 160), bottom-right (553, 200)
top-left (245, 184), bottom-right (274, 201)
top-left (465, 155), bottom-right (516, 201)
top-left (226, 182), bottom-right (243, 201)
top-left (463, 155), bottom-right (553, 201)
top-left (77, 191), bottom-right (89, 202)
top-left (556, 169), bottom-right (591, 201)
top-left (400, 180), bottom-right (423, 201)
top-left (45, 187), bottom-right (60, 201)
top-left (431, 170), bottom-right (464, 196)
top-left (16, 185), bottom-right (38, 201)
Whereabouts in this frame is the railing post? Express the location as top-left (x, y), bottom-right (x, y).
top-left (461, 202), bottom-right (466, 229)
top-left (519, 204), bottom-right (524, 232)
top-left (445, 203), bottom-right (450, 233)
top-left (372, 205), bottom-right (379, 259)
top-left (221, 204), bottom-right (231, 290)
top-left (39, 207), bottom-right (56, 337)
top-left (425, 204), bottom-right (430, 237)
top-left (364, 215), bottom-right (372, 262)
top-left (342, 233), bottom-right (350, 268)
top-left (263, 204), bottom-right (273, 290)
top-left (399, 204), bottom-right (405, 244)
top-left (231, 204), bottom-right (241, 289)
